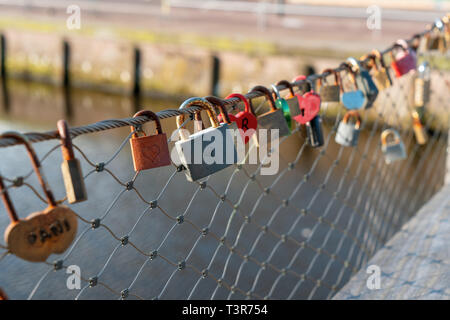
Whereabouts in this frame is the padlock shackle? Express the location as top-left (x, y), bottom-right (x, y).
top-left (176, 97), bottom-right (219, 132)
top-left (275, 80), bottom-right (295, 96)
top-left (225, 93), bottom-right (253, 116)
top-left (205, 95), bottom-right (233, 124)
top-left (0, 174), bottom-right (19, 223)
top-left (340, 62), bottom-right (359, 92)
top-left (346, 57), bottom-right (362, 73)
top-left (381, 129), bottom-right (401, 146)
top-left (248, 85), bottom-right (277, 112)
top-left (292, 75), bottom-right (312, 93)
top-left (271, 84), bottom-right (282, 100)
top-left (0, 131), bottom-right (57, 208)
top-left (342, 111), bottom-right (362, 129)
top-left (57, 120), bottom-right (75, 161)
top-left (317, 68), bottom-right (341, 91)
top-left (132, 110), bottom-right (164, 137)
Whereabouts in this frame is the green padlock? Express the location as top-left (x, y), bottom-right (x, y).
top-left (271, 84), bottom-right (291, 128)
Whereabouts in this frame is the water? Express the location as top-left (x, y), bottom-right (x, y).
top-left (0, 80), bottom-right (446, 299)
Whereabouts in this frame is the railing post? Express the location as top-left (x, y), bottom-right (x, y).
top-left (132, 47), bottom-right (142, 112)
top-left (211, 55), bottom-right (220, 96)
top-left (62, 39), bottom-right (72, 118)
top-left (0, 34), bottom-right (6, 80)
top-left (1, 33), bottom-right (10, 112)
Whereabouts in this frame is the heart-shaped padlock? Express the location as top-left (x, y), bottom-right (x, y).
top-left (225, 93), bottom-right (257, 144)
top-left (292, 79), bottom-right (321, 125)
top-left (0, 132), bottom-right (78, 262)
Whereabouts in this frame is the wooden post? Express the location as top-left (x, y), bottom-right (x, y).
top-left (211, 55), bottom-right (220, 96)
top-left (62, 39), bottom-right (72, 118)
top-left (132, 47), bottom-right (142, 113)
top-left (0, 34), bottom-right (6, 80)
top-left (0, 34), bottom-right (10, 112)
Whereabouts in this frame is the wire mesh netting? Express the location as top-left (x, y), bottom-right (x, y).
top-left (0, 31), bottom-right (449, 300)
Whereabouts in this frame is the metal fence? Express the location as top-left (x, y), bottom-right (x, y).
top-left (0, 19), bottom-right (449, 300)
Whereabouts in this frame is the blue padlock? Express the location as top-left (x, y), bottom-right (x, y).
top-left (347, 57), bottom-right (379, 109)
top-left (340, 63), bottom-right (365, 110)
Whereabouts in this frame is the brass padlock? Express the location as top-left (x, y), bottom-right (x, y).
top-left (130, 110), bottom-right (171, 172)
top-left (57, 120), bottom-right (87, 204)
top-left (412, 110), bottom-right (428, 145)
top-left (318, 68), bottom-right (341, 103)
top-left (175, 97), bottom-right (238, 182)
top-left (425, 21), bottom-right (446, 52)
top-left (367, 50), bottom-right (392, 90)
top-left (413, 62), bottom-right (431, 107)
top-left (0, 132), bottom-right (78, 262)
top-left (381, 129), bottom-right (407, 164)
top-left (248, 85), bottom-right (291, 143)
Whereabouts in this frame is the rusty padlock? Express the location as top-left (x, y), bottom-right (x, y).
top-left (425, 20), bottom-right (446, 52)
top-left (130, 110), bottom-right (171, 172)
top-left (367, 50), bottom-right (392, 90)
top-left (318, 69), bottom-right (341, 103)
top-left (0, 288), bottom-right (7, 300)
top-left (175, 97), bottom-right (238, 182)
top-left (57, 120), bottom-right (87, 204)
top-left (412, 110), bottom-right (428, 145)
top-left (248, 85), bottom-right (291, 143)
top-left (0, 132), bottom-right (78, 262)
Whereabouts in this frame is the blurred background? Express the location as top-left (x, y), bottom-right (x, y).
top-left (0, 0), bottom-right (448, 129)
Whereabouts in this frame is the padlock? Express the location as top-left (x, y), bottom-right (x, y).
top-left (413, 62), bottom-right (431, 107)
top-left (0, 132), bottom-right (78, 262)
top-left (175, 97), bottom-right (238, 182)
top-left (292, 79), bottom-right (321, 125)
top-left (129, 110), bottom-right (171, 172)
top-left (340, 63), bottom-right (365, 110)
top-left (205, 95), bottom-right (251, 160)
top-left (306, 115), bottom-right (324, 148)
top-left (390, 40), bottom-right (417, 78)
top-left (318, 69), bottom-right (341, 103)
top-left (412, 110), bottom-right (428, 145)
top-left (0, 288), bottom-right (7, 300)
top-left (224, 93), bottom-right (257, 144)
top-left (346, 58), bottom-right (378, 109)
top-left (276, 80), bottom-right (301, 124)
top-left (271, 83), bottom-right (292, 128)
top-left (248, 85), bottom-right (291, 142)
top-left (367, 50), bottom-right (392, 90)
top-left (335, 111), bottom-right (361, 147)
top-left (57, 120), bottom-right (87, 204)
top-left (425, 20), bottom-right (447, 52)
top-left (381, 129), bottom-right (407, 164)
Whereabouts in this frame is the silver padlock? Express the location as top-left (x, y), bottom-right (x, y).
top-left (248, 85), bottom-right (291, 143)
top-left (335, 111), bottom-right (361, 147)
top-left (381, 129), bottom-right (407, 164)
top-left (306, 115), bottom-right (324, 148)
top-left (175, 97), bottom-right (238, 182)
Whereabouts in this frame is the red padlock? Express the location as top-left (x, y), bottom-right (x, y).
top-left (224, 93), bottom-right (257, 144)
top-left (129, 110), bottom-right (171, 172)
top-left (390, 39), bottom-right (417, 78)
top-left (291, 77), bottom-right (321, 125)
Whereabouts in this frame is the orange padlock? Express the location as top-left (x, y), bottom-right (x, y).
top-left (130, 110), bottom-right (171, 172)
